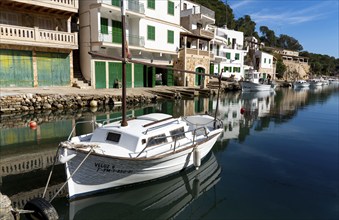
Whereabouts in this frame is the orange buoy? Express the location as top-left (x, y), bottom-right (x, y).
top-left (240, 108), bottom-right (245, 114)
top-left (29, 121), bottom-right (37, 129)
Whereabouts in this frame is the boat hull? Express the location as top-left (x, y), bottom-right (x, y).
top-left (240, 81), bottom-right (275, 92)
top-left (63, 133), bottom-right (221, 199)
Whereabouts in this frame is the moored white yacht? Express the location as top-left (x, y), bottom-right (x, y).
top-left (239, 69), bottom-right (276, 92)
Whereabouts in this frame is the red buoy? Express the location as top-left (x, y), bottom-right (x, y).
top-left (29, 121), bottom-right (37, 129)
top-left (240, 108), bottom-right (245, 114)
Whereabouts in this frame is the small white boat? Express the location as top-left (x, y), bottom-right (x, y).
top-left (59, 113), bottom-right (223, 199)
top-left (308, 79), bottom-right (322, 87)
top-left (293, 80), bottom-right (310, 88)
top-left (240, 70), bottom-right (275, 92)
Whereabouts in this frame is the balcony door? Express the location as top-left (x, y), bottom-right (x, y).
top-left (112, 20), bottom-right (122, 44)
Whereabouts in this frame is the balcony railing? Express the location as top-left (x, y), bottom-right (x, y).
top-left (100, 0), bottom-right (145, 14)
top-left (0, 24), bottom-right (78, 48)
top-left (192, 29), bottom-right (214, 38)
top-left (99, 31), bottom-right (145, 47)
top-left (12, 0), bottom-right (78, 11)
top-left (181, 5), bottom-right (215, 20)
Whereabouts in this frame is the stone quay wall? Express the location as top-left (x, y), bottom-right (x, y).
top-left (0, 93), bottom-right (156, 114)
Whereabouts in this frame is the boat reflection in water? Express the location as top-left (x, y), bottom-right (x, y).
top-left (68, 152), bottom-right (221, 220)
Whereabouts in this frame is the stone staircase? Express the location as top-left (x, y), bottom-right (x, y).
top-left (72, 72), bottom-right (91, 89)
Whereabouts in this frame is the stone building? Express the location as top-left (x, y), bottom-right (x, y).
top-left (0, 0), bottom-right (78, 87)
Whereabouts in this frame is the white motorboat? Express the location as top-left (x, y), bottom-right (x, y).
top-left (59, 113), bottom-right (223, 199)
top-left (239, 69), bottom-right (276, 92)
top-left (293, 80), bottom-right (310, 88)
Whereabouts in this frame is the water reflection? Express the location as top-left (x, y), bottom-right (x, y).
top-left (0, 84), bottom-right (338, 218)
top-left (64, 152), bottom-right (220, 220)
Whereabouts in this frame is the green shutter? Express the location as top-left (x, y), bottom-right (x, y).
top-left (108, 62), bottom-right (132, 88)
top-left (147, 0), bottom-right (155, 9)
top-left (112, 0), bottom-right (120, 7)
top-left (147, 25), bottom-right (155, 40)
top-left (235, 53), bottom-right (239, 60)
top-left (101, 18), bottom-right (108, 34)
top-left (168, 1), bottom-right (174, 15)
top-left (95, 61), bottom-right (106, 89)
top-left (165, 66), bottom-right (174, 86)
top-left (210, 63), bottom-right (214, 76)
top-left (167, 30), bottom-right (174, 44)
top-left (0, 49), bottom-right (33, 87)
top-left (112, 20), bottom-right (122, 43)
top-left (226, 52), bottom-right (231, 59)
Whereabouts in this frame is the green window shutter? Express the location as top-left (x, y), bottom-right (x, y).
top-left (101, 18), bottom-right (108, 34)
top-left (226, 52), bottom-right (231, 59)
top-left (235, 53), bottom-right (239, 60)
top-left (112, 0), bottom-right (120, 7)
top-left (264, 58), bottom-right (266, 63)
top-left (147, 0), bottom-right (155, 9)
top-left (147, 25), bottom-right (155, 40)
top-left (168, 1), bottom-right (174, 15)
top-left (167, 30), bottom-right (174, 44)
top-left (112, 20), bottom-right (122, 43)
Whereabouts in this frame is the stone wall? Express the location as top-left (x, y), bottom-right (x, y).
top-left (0, 93), bottom-right (156, 114)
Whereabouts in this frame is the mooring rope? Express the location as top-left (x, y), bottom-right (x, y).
top-left (49, 148), bottom-right (93, 203)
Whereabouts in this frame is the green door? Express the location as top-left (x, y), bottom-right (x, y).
top-left (0, 49), bottom-right (33, 87)
top-left (195, 67), bottom-right (205, 86)
top-left (37, 52), bottom-right (70, 86)
top-left (95, 61), bottom-right (106, 89)
top-left (134, 63), bottom-right (144, 87)
top-left (210, 63), bottom-right (214, 77)
top-left (164, 66), bottom-right (174, 86)
top-left (108, 62), bottom-right (132, 88)
top-left (146, 66), bottom-right (155, 87)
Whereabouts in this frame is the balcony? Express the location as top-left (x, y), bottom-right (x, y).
top-left (99, 0), bottom-right (145, 15)
top-left (99, 31), bottom-right (145, 48)
top-left (192, 29), bottom-right (214, 39)
top-left (181, 5), bottom-right (215, 24)
top-left (0, 24), bottom-right (78, 49)
top-left (1, 0), bottom-right (78, 14)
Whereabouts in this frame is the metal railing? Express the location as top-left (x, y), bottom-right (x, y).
top-left (99, 31), bottom-right (145, 47)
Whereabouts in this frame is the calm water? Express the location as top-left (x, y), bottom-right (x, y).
top-left (1, 85), bottom-right (338, 220)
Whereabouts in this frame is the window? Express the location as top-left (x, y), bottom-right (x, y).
top-left (235, 53), bottom-right (240, 60)
top-left (106, 132), bottom-right (121, 142)
top-left (147, 0), bottom-right (155, 9)
top-left (170, 127), bottom-right (185, 140)
top-left (226, 52), bottom-right (231, 59)
top-left (147, 25), bottom-right (155, 40)
top-left (168, 0), bottom-right (174, 15)
top-left (264, 58), bottom-right (267, 63)
top-left (269, 59), bottom-right (271, 64)
top-left (111, 0), bottom-right (120, 7)
top-left (148, 134), bottom-right (167, 147)
top-left (167, 30), bottom-right (174, 44)
top-left (101, 18), bottom-right (108, 34)
top-left (224, 66), bottom-right (229, 71)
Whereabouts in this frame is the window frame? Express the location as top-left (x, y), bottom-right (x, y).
top-left (168, 0), bottom-right (175, 15)
top-left (167, 30), bottom-right (174, 44)
top-left (147, 25), bottom-right (155, 41)
top-left (147, 0), bottom-right (155, 9)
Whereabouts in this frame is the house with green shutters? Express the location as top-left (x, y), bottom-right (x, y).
top-left (0, 0), bottom-right (78, 87)
top-left (79, 0), bottom-right (182, 89)
top-left (210, 26), bottom-right (247, 81)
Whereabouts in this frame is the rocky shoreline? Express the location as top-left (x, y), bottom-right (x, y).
top-left (0, 93), bottom-right (156, 114)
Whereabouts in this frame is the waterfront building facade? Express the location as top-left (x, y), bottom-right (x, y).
top-left (275, 49), bottom-right (310, 79)
top-left (79, 0), bottom-right (182, 89)
top-left (254, 50), bottom-right (275, 79)
top-left (174, 0), bottom-right (214, 87)
top-left (0, 0), bottom-right (78, 87)
top-left (210, 26), bottom-right (247, 81)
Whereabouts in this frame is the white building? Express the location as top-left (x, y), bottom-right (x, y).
top-left (79, 0), bottom-right (182, 88)
top-left (210, 26), bottom-right (247, 81)
top-left (254, 50), bottom-right (275, 79)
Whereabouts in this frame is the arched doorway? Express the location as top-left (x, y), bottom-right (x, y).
top-left (195, 67), bottom-right (205, 86)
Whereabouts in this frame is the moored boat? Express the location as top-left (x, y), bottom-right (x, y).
top-left (60, 113), bottom-right (223, 199)
top-left (293, 80), bottom-right (310, 88)
top-left (239, 69), bottom-right (276, 92)
top-left (308, 79), bottom-right (322, 87)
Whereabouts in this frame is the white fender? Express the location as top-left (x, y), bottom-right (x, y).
top-left (193, 148), bottom-right (201, 170)
top-left (59, 154), bottom-right (76, 164)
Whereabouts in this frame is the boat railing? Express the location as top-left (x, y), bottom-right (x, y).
top-left (143, 119), bottom-right (180, 134)
top-left (67, 115), bottom-right (133, 140)
top-left (136, 126), bottom-right (209, 158)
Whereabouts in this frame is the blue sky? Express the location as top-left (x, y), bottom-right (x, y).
top-left (226, 0), bottom-right (339, 58)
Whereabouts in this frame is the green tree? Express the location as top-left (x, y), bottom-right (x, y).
top-left (277, 34), bottom-right (303, 51)
top-left (275, 59), bottom-right (287, 79)
top-left (259, 26), bottom-right (276, 47)
top-left (235, 15), bottom-right (259, 38)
